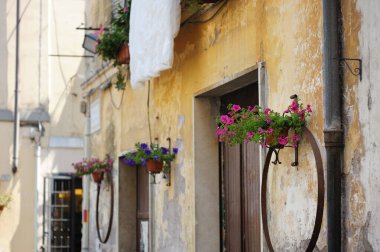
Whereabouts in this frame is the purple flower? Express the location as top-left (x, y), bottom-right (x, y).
top-left (140, 143), bottom-right (148, 149)
top-left (161, 147), bottom-right (168, 154)
top-left (153, 156), bottom-right (159, 161)
top-left (145, 150), bottom-right (152, 155)
top-left (140, 158), bottom-right (146, 166)
top-left (128, 159), bottom-right (136, 166)
top-left (173, 148), bottom-right (178, 154)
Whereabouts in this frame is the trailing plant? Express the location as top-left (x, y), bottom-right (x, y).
top-left (216, 97), bottom-right (312, 148)
top-left (95, 3), bottom-right (131, 90)
top-left (0, 195), bottom-right (11, 208)
top-left (95, 4), bottom-right (130, 62)
top-left (71, 158), bottom-right (113, 177)
top-left (123, 143), bottom-right (178, 173)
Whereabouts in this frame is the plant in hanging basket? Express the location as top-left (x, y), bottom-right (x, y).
top-left (94, 3), bottom-right (131, 90)
top-left (0, 195), bottom-right (11, 211)
top-left (216, 97), bottom-right (312, 148)
top-left (71, 158), bottom-right (113, 183)
top-left (123, 143), bottom-right (178, 174)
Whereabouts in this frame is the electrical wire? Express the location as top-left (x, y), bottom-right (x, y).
top-left (109, 87), bottom-right (125, 110)
top-left (181, 0), bottom-right (228, 27)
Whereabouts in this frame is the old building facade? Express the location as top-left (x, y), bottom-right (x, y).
top-left (12, 0), bottom-right (378, 251)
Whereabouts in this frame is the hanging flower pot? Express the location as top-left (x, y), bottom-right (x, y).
top-left (147, 160), bottom-right (164, 173)
top-left (92, 172), bottom-right (104, 183)
top-left (71, 158), bottom-right (113, 183)
top-left (116, 44), bottom-right (130, 65)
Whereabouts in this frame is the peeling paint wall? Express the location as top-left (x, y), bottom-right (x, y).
top-left (342, 0), bottom-right (380, 251)
top-left (83, 0), bottom-right (380, 251)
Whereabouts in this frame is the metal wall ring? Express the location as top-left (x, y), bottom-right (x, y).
top-left (261, 127), bottom-right (325, 252)
top-left (96, 171), bottom-right (114, 244)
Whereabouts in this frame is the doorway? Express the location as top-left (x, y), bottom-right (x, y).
top-left (119, 159), bottom-right (149, 252)
top-left (194, 65), bottom-right (263, 252)
top-left (219, 84), bottom-right (261, 252)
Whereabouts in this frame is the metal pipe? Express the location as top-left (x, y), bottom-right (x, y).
top-left (12, 0), bottom-right (21, 174)
top-left (34, 141), bottom-right (41, 252)
top-left (322, 0), bottom-right (344, 251)
top-left (82, 98), bottom-right (91, 251)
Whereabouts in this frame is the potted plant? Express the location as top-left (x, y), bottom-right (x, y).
top-left (123, 143), bottom-right (178, 174)
top-left (71, 158), bottom-right (113, 183)
top-left (95, 3), bottom-right (131, 90)
top-left (216, 97), bottom-right (312, 148)
top-left (0, 195), bottom-right (11, 212)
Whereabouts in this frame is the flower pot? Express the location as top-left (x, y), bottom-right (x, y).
top-left (92, 172), bottom-right (104, 183)
top-left (266, 128), bottom-right (289, 148)
top-left (116, 44), bottom-right (130, 65)
top-left (147, 160), bottom-right (163, 173)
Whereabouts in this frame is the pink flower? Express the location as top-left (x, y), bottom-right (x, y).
top-left (261, 142), bottom-right (266, 148)
top-left (94, 168), bottom-right (98, 173)
top-left (265, 108), bottom-right (271, 115)
top-left (284, 109), bottom-right (290, 113)
top-left (266, 118), bottom-right (272, 124)
top-left (258, 128), bottom-right (264, 134)
top-left (277, 136), bottom-right (288, 146)
top-left (231, 104), bottom-right (241, 112)
top-left (216, 128), bottom-right (227, 136)
top-left (266, 128), bottom-right (274, 134)
top-left (307, 104), bottom-right (312, 113)
top-left (220, 115), bottom-right (231, 124)
top-left (247, 132), bottom-right (254, 138)
top-left (101, 168), bottom-right (106, 173)
top-left (290, 100), bottom-right (299, 112)
top-left (244, 139), bottom-right (249, 143)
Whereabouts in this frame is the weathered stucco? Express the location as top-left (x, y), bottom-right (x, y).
top-left (0, 0), bottom-right (85, 251)
top-left (82, 0), bottom-right (380, 251)
top-left (342, 0), bottom-right (380, 251)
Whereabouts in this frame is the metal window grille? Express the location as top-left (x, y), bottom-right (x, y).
top-left (42, 175), bottom-right (82, 252)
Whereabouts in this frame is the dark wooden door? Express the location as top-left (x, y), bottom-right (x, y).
top-left (137, 167), bottom-right (149, 252)
top-left (220, 84), bottom-right (261, 252)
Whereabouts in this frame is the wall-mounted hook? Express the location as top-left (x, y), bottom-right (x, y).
top-left (336, 58), bottom-right (362, 81)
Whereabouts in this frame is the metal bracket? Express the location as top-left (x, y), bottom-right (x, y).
top-left (338, 58), bottom-right (362, 81)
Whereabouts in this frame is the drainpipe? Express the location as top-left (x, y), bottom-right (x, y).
top-left (12, 0), bottom-right (21, 174)
top-left (34, 123), bottom-right (43, 252)
top-left (322, 0), bottom-right (343, 251)
top-left (82, 97), bottom-right (91, 251)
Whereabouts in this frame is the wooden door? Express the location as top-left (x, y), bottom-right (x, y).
top-left (137, 167), bottom-right (149, 252)
top-left (220, 84), bottom-right (261, 252)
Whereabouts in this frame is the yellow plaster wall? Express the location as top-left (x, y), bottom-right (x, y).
top-left (85, 0), bottom-right (331, 250)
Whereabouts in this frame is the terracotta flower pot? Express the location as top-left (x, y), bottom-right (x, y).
top-left (266, 128), bottom-right (289, 148)
top-left (116, 44), bottom-right (130, 65)
top-left (147, 160), bottom-right (163, 173)
top-left (92, 172), bottom-right (104, 183)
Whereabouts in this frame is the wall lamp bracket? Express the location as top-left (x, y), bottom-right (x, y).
top-left (337, 58), bottom-right (362, 81)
